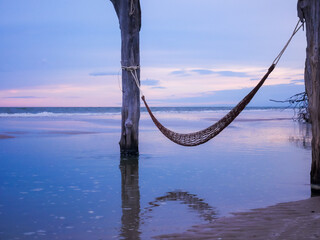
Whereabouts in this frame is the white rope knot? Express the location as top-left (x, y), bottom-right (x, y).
top-left (121, 65), bottom-right (140, 71)
top-left (121, 65), bottom-right (143, 97)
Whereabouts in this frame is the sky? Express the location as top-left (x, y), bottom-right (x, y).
top-left (0, 0), bottom-right (307, 107)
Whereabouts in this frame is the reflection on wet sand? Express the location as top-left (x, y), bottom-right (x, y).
top-left (289, 123), bottom-right (311, 150)
top-left (119, 157), bottom-right (217, 239)
top-left (0, 134), bottom-right (14, 139)
top-left (142, 191), bottom-right (217, 223)
top-left (120, 156), bottom-right (141, 240)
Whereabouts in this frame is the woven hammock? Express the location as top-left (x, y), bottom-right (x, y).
top-left (142, 64), bottom-right (275, 146)
top-left (123, 21), bottom-right (302, 147)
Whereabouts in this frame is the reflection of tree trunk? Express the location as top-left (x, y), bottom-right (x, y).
top-left (289, 123), bottom-right (312, 150)
top-left (110, 0), bottom-right (141, 156)
top-left (297, 0), bottom-right (320, 193)
top-left (119, 157), bottom-right (140, 240)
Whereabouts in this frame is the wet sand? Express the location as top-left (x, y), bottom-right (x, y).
top-left (156, 197), bottom-right (320, 240)
top-left (0, 109), bottom-right (313, 239)
top-left (0, 134), bottom-right (14, 139)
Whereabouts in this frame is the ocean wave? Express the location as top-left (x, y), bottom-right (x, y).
top-left (0, 111), bottom-right (121, 117)
top-left (0, 107), bottom-right (289, 118)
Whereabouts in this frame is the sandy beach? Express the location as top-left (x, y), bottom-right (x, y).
top-left (156, 196), bottom-right (320, 240)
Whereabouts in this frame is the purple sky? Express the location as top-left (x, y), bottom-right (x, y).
top-left (0, 0), bottom-right (306, 107)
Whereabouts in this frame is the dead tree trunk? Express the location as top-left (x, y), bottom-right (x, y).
top-left (110, 0), bottom-right (141, 156)
top-left (298, 0), bottom-right (320, 192)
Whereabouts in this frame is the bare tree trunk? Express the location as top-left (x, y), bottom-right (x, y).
top-left (298, 0), bottom-right (320, 192)
top-left (110, 0), bottom-right (141, 156)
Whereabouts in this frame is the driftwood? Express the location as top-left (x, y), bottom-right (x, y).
top-left (270, 92), bottom-right (310, 122)
top-left (298, 0), bottom-right (320, 190)
top-left (110, 0), bottom-right (141, 155)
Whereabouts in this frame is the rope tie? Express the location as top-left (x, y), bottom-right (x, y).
top-left (122, 65), bottom-right (143, 97)
top-left (122, 65), bottom-right (140, 71)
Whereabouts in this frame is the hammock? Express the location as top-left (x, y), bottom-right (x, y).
top-left (123, 21), bottom-right (303, 146)
top-left (142, 64), bottom-right (274, 146)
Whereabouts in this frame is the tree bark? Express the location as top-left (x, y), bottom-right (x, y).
top-left (110, 0), bottom-right (141, 156)
top-left (298, 0), bottom-right (320, 191)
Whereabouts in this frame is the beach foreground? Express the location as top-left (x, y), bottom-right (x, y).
top-left (0, 107), bottom-right (313, 239)
top-left (156, 196), bottom-right (320, 240)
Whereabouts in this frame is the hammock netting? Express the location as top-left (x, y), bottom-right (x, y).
top-left (142, 64), bottom-right (275, 146)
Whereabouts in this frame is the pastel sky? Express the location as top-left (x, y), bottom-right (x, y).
top-left (0, 0), bottom-right (306, 107)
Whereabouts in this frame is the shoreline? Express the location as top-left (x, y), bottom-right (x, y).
top-left (156, 196), bottom-right (320, 240)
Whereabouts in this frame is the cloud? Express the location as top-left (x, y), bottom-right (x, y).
top-left (0, 81), bottom-right (123, 107)
top-left (64, 96), bottom-right (81, 99)
top-left (89, 71), bottom-right (119, 76)
top-left (153, 83), bottom-right (305, 107)
top-left (192, 69), bottom-right (250, 78)
top-left (172, 68), bottom-right (250, 78)
top-left (170, 70), bottom-right (191, 77)
top-left (152, 86), bottom-right (166, 89)
top-left (0, 64), bottom-right (304, 107)
top-left (139, 65), bottom-right (304, 104)
top-left (171, 70), bottom-right (187, 75)
top-left (3, 96), bottom-right (45, 99)
top-left (142, 79), bottom-right (160, 86)
top-left (291, 79), bottom-right (304, 84)
top-left (191, 69), bottom-right (215, 75)
top-left (215, 71), bottom-right (249, 78)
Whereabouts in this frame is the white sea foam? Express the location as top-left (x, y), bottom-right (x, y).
top-left (0, 112), bottom-right (121, 117)
top-left (0, 107), bottom-right (289, 118)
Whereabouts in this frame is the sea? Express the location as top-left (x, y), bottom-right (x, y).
top-left (0, 106), bottom-right (312, 239)
top-left (0, 106), bottom-right (288, 116)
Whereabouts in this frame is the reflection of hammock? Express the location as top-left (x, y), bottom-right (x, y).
top-left (141, 191), bottom-right (217, 222)
top-left (123, 21), bottom-right (302, 146)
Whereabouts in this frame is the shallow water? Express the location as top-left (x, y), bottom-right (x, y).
top-left (0, 109), bottom-right (311, 239)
